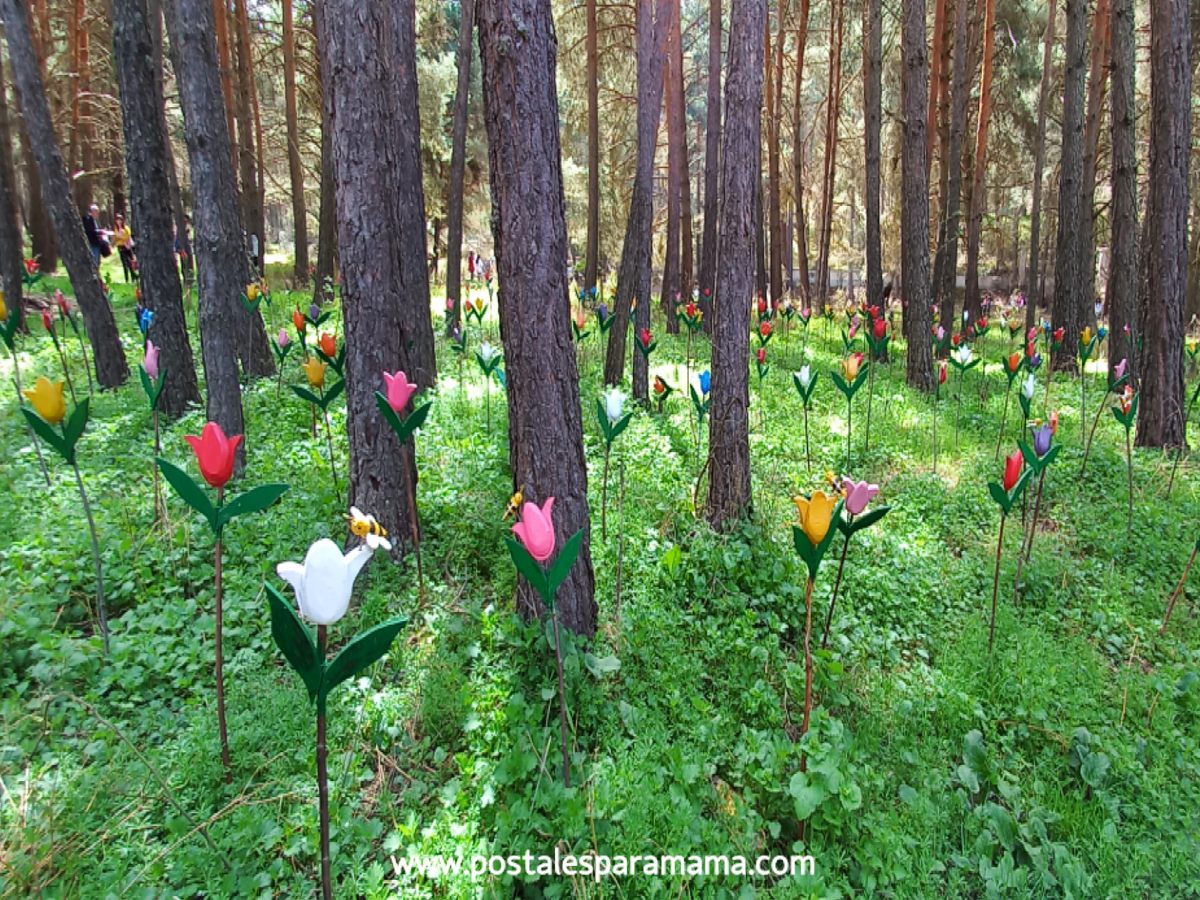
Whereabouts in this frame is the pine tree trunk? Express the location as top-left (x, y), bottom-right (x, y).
top-left (11, 17), bottom-right (54, 271)
top-left (164, 0), bottom-right (246, 454)
top-left (791, 0), bottom-right (811, 307)
top-left (603, 0), bottom-right (667, 398)
top-left (444, 0), bottom-right (474, 333)
top-left (1052, 0), bottom-right (1087, 373)
top-left (2, 0), bottom-right (128, 388)
top-left (1105, 0), bottom-right (1135, 382)
top-left (0, 40), bottom-right (23, 322)
top-left (814, 0), bottom-right (843, 310)
top-left (863, 0), bottom-right (882, 309)
top-left (962, 0), bottom-right (995, 325)
top-left (313, 110), bottom-right (336, 306)
top-left (584, 0), bottom-right (600, 297)
top-left (901, 0), bottom-right (932, 391)
top-left (661, 0), bottom-right (682, 330)
top-left (149, 0), bottom-right (194, 288)
top-left (698, 0), bottom-right (721, 325)
top-left (211, 0), bottom-right (236, 171)
top-left (1137, 0), bottom-right (1189, 448)
top-left (1079, 0), bottom-right (1111, 325)
top-left (231, 0), bottom-right (259, 261)
top-left (1026, 0), bottom-right (1056, 331)
top-left (283, 0), bottom-right (309, 283)
top-left (477, 0), bottom-right (596, 636)
top-left (926, 0), bottom-right (946, 177)
top-left (706, 0), bottom-right (764, 530)
top-left (766, 0), bottom-right (784, 305)
top-left (113, 0), bottom-right (201, 417)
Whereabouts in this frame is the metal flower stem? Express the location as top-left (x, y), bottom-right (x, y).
top-left (316, 625), bottom-right (332, 900)
top-left (71, 319), bottom-right (93, 394)
top-left (800, 575), bottom-right (815, 773)
top-left (932, 394), bottom-right (938, 474)
top-left (485, 376), bottom-right (491, 434)
top-left (989, 513), bottom-right (1008, 653)
top-left (601, 442), bottom-right (610, 542)
top-left (954, 369), bottom-right (964, 453)
top-left (72, 458), bottom-right (109, 655)
top-left (821, 519), bottom-right (855, 649)
top-left (214, 487), bottom-right (232, 783)
top-left (994, 384), bottom-right (1011, 461)
top-left (1161, 544), bottom-right (1197, 635)
top-left (1080, 366), bottom-right (1087, 443)
top-left (51, 331), bottom-right (78, 404)
top-left (318, 389), bottom-right (341, 506)
top-left (401, 441), bottom-right (425, 603)
top-left (845, 396), bottom-right (853, 472)
top-left (1020, 469), bottom-right (1047, 565)
top-left (551, 606), bottom-right (571, 788)
top-left (803, 403), bottom-right (812, 473)
top-left (1165, 387), bottom-right (1198, 499)
top-left (9, 348), bottom-right (52, 485)
top-left (1125, 428), bottom-right (1133, 539)
top-left (1079, 389), bottom-right (1111, 477)
top-left (865, 364), bottom-right (875, 455)
top-left (152, 408), bottom-right (165, 524)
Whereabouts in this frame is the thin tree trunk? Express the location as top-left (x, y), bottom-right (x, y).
top-left (477, 0), bottom-right (596, 635)
top-left (283, 0), bottom-right (309, 282)
top-left (963, 0), bottom-right (995, 325)
top-left (1026, 0), bottom-right (1057, 331)
top-left (791, 0), bottom-right (811, 307)
top-left (698, 0), bottom-right (722, 324)
top-left (312, 42), bottom-right (336, 306)
top-left (814, 0), bottom-right (843, 310)
top-left (602, 0), bottom-right (667, 398)
top-left (211, 0), bottom-right (236, 170)
top-left (12, 15), bottom-right (53, 270)
top-left (926, 0), bottom-right (946, 178)
top-left (149, 0), bottom-right (194, 288)
top-left (1105, 0), bottom-right (1135, 379)
top-left (863, 0), bottom-right (881, 310)
top-left (1080, 0), bottom-right (1111, 328)
top-left (231, 0), bottom-right (259, 261)
top-left (2, 0), bottom-right (128, 388)
top-left (901, 0), bottom-right (932, 390)
top-left (766, 0), bottom-right (785, 304)
top-left (661, 0), bottom-right (682, 330)
top-left (1137, 0), bottom-right (1189, 448)
top-left (1052, 0), bottom-right (1087, 373)
top-left (444, 0), bottom-right (474, 333)
top-left (706, 0), bottom-right (764, 530)
top-left (932, 0), bottom-right (967, 326)
top-left (584, 0), bottom-right (600, 297)
top-left (164, 0), bottom-right (246, 458)
top-left (113, 0), bottom-right (201, 417)
top-left (0, 37), bottom-right (22, 322)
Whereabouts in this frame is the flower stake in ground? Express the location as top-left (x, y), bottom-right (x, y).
top-left (475, 341), bottom-right (503, 433)
top-left (21, 380), bottom-right (108, 651)
top-left (821, 479), bottom-right (889, 648)
top-left (1047, 326), bottom-right (1064, 413)
top-left (375, 371), bottom-right (433, 600)
top-left (986, 450), bottom-right (1033, 652)
top-left (677, 301), bottom-right (703, 385)
top-left (158, 423), bottom-right (289, 780)
top-left (1161, 536), bottom-right (1200, 635)
top-left (864, 317), bottom-right (890, 454)
top-left (1080, 359), bottom-right (1129, 477)
top-left (596, 388), bottom-right (633, 540)
top-left (596, 302), bottom-right (613, 337)
top-left (1166, 374), bottom-right (1200, 499)
top-left (139, 341), bottom-right (168, 523)
top-left (505, 498), bottom-right (584, 788)
top-left (268, 536), bottom-right (406, 900)
top-left (1013, 419), bottom-right (1061, 602)
top-left (293, 358), bottom-right (345, 504)
top-left (571, 308), bottom-right (590, 343)
top-left (792, 365), bottom-right (819, 472)
top-left (948, 344), bottom-right (980, 453)
top-left (272, 329), bottom-right (293, 395)
top-left (240, 280), bottom-right (267, 316)
top-left (831, 353), bottom-right (868, 471)
top-left (635, 328), bottom-right (656, 370)
top-left (1111, 386), bottom-right (1138, 538)
top-left (652, 375), bottom-right (674, 414)
top-left (1078, 327), bottom-right (1099, 437)
top-left (995, 353), bottom-right (1023, 459)
top-left (54, 290), bottom-right (93, 394)
top-left (41, 308), bottom-right (78, 405)
top-left (689, 370), bottom-right (712, 471)
top-left (791, 491), bottom-right (845, 755)
top-left (1, 292), bottom-right (52, 484)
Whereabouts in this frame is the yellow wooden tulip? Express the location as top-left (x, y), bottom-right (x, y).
top-left (842, 353), bottom-right (863, 381)
top-left (1081, 326), bottom-right (1092, 346)
top-left (793, 490), bottom-right (837, 546)
top-left (302, 358), bottom-right (328, 389)
top-left (246, 282), bottom-right (259, 301)
top-left (24, 376), bottom-right (66, 424)
top-left (0, 290), bottom-right (7, 321)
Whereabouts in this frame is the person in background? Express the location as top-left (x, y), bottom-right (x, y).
top-left (82, 204), bottom-right (106, 268)
top-left (112, 213), bottom-right (138, 283)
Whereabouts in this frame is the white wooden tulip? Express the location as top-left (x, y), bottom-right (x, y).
top-left (277, 539), bottom-right (374, 625)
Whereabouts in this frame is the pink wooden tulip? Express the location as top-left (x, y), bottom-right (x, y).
top-left (277, 328), bottom-right (290, 348)
top-left (1114, 358), bottom-right (1127, 380)
top-left (512, 497), bottom-right (556, 562)
top-left (843, 478), bottom-right (879, 516)
top-left (382, 370), bottom-right (417, 413)
top-left (144, 340), bottom-right (160, 380)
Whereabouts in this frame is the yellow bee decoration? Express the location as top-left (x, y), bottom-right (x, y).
top-left (503, 486), bottom-right (525, 520)
top-left (348, 506), bottom-right (392, 551)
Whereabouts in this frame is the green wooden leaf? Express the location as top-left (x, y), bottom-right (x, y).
top-left (988, 481), bottom-right (1010, 512)
top-left (404, 401), bottom-right (431, 434)
top-left (322, 616), bottom-right (409, 700)
top-left (291, 385), bottom-right (322, 407)
top-left (265, 583), bottom-right (322, 701)
top-left (843, 504), bottom-right (890, 536)
top-left (376, 391), bottom-right (406, 438)
top-left (219, 483), bottom-right (289, 528)
top-left (20, 407), bottom-right (68, 462)
top-left (156, 457), bottom-right (218, 532)
top-left (505, 535), bottom-right (550, 604)
top-left (830, 371), bottom-right (849, 396)
top-left (1018, 440), bottom-right (1039, 470)
top-left (595, 398), bottom-right (610, 442)
top-left (547, 529), bottom-right (584, 594)
top-left (321, 379), bottom-right (345, 407)
top-left (608, 412), bottom-right (633, 443)
top-left (63, 396), bottom-right (90, 451)
top-left (1043, 444), bottom-right (1062, 467)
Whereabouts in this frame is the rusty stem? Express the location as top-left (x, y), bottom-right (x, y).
top-left (316, 625), bottom-right (332, 900)
top-left (989, 514), bottom-right (1008, 653)
top-left (214, 487), bottom-right (231, 783)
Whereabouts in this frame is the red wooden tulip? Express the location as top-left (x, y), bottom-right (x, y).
top-left (873, 318), bottom-right (887, 340)
top-left (292, 309), bottom-right (306, 331)
top-left (184, 422), bottom-right (243, 489)
top-left (1003, 450), bottom-right (1023, 492)
top-left (318, 332), bottom-right (337, 357)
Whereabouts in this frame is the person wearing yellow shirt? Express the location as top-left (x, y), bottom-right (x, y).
top-left (112, 213), bottom-right (138, 283)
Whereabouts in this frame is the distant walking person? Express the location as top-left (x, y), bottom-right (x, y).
top-left (112, 213), bottom-right (138, 283)
top-left (82, 204), bottom-right (108, 268)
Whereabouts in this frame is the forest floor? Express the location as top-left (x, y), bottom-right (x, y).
top-left (1, 264), bottom-right (1199, 898)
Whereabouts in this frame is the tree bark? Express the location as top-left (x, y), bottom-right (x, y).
top-left (791, 0), bottom-right (811, 307)
top-left (602, 0), bottom-right (667, 399)
top-left (1105, 0), bottom-right (1134, 381)
top-left (1051, 0), bottom-right (1087, 373)
top-left (926, 0), bottom-right (946, 178)
top-left (766, 0), bottom-right (784, 305)
top-left (164, 0), bottom-right (246, 452)
top-left (661, 0), bottom-right (683, 330)
top-left (211, 0), bottom-right (236, 170)
top-left (932, 0), bottom-right (968, 329)
top-left (1079, 0), bottom-right (1111, 325)
top-left (863, 0), bottom-right (881, 310)
top-left (962, 0), bottom-right (995, 325)
top-left (0, 38), bottom-right (22, 323)
top-left (149, 0), bottom-right (194, 289)
top-left (312, 101), bottom-right (336, 306)
top-left (283, 0), bottom-right (309, 283)
top-left (113, 0), bottom-right (201, 417)
top-left (2, 0), bottom-right (128, 388)
top-left (698, 0), bottom-right (721, 324)
top-left (477, 0), bottom-right (596, 636)
top-left (706, 0), bottom-right (764, 530)
top-left (1026, 0), bottom-right (1056, 331)
top-left (901, 0), bottom-right (932, 390)
top-left (1137, 0), bottom-right (1189, 448)
top-left (11, 17), bottom-right (53, 271)
top-left (584, 0), bottom-right (600, 297)
top-left (814, 0), bottom-right (843, 310)
top-left (444, 0), bottom-right (474, 333)
top-left (231, 0), bottom-right (260, 262)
